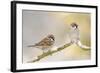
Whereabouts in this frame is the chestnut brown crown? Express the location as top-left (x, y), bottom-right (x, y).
top-left (71, 23), bottom-right (78, 28)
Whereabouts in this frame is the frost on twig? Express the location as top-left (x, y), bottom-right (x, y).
top-left (76, 41), bottom-right (91, 51)
top-left (27, 42), bottom-right (72, 63)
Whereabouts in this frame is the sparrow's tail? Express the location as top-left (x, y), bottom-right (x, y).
top-left (27, 45), bottom-right (35, 47)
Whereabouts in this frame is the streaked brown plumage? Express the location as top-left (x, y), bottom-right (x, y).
top-left (28, 34), bottom-right (55, 53)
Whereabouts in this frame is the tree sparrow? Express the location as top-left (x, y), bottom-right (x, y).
top-left (28, 34), bottom-right (55, 53)
top-left (70, 23), bottom-right (90, 49)
top-left (70, 23), bottom-right (80, 44)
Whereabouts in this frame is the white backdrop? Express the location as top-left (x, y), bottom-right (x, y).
top-left (0, 0), bottom-right (99, 73)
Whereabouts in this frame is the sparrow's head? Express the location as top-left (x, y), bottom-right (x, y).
top-left (48, 34), bottom-right (55, 41)
top-left (71, 23), bottom-right (78, 29)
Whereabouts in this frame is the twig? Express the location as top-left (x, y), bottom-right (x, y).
top-left (27, 41), bottom-right (91, 63)
top-left (27, 43), bottom-right (72, 63)
top-left (76, 41), bottom-right (91, 51)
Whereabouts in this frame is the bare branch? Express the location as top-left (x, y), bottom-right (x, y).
top-left (28, 43), bottom-right (72, 63)
top-left (27, 41), bottom-right (91, 63)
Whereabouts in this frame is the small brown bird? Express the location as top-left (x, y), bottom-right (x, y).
top-left (70, 23), bottom-right (90, 49)
top-left (70, 23), bottom-right (80, 43)
top-left (28, 34), bottom-right (55, 54)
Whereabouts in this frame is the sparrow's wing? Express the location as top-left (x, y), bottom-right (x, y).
top-left (35, 37), bottom-right (52, 46)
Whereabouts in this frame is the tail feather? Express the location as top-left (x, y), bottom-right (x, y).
top-left (27, 45), bottom-right (35, 47)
